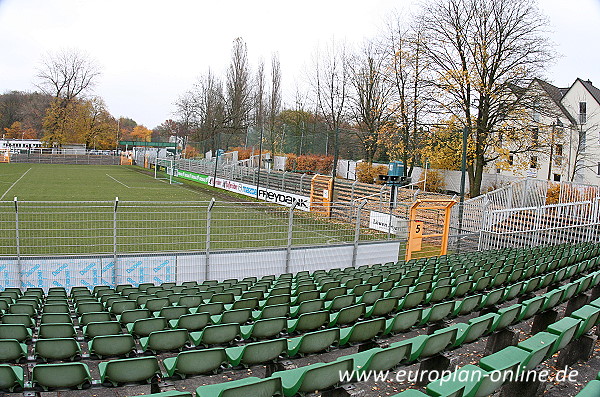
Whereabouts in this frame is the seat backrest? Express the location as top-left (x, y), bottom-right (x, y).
top-left (175, 348), bottom-right (227, 376)
top-left (32, 362), bottom-right (90, 390)
top-left (34, 338), bottom-right (80, 360)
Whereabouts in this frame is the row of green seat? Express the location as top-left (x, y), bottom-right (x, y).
top-left (189, 263), bottom-right (600, 396)
top-left (2, 249), bottom-right (598, 365)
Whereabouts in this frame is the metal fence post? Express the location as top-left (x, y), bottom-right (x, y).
top-left (285, 200), bottom-right (299, 274)
top-left (14, 197), bottom-right (21, 287)
top-left (352, 200), bottom-right (367, 268)
top-left (113, 197), bottom-right (119, 287)
top-left (205, 198), bottom-right (215, 281)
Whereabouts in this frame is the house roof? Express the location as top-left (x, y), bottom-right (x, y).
top-left (579, 78), bottom-right (600, 106)
top-left (532, 78), bottom-right (576, 125)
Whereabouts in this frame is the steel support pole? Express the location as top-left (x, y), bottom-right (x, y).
top-left (14, 197), bottom-right (21, 288)
top-left (113, 197), bottom-right (119, 287)
top-left (352, 200), bottom-right (367, 268)
top-left (457, 126), bottom-right (469, 251)
top-left (285, 200), bottom-right (299, 274)
top-left (205, 198), bottom-right (215, 281)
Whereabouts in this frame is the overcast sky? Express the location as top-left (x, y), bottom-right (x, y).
top-left (0, 0), bottom-right (599, 129)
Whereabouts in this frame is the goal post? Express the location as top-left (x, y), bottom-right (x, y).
top-left (154, 157), bottom-right (175, 184)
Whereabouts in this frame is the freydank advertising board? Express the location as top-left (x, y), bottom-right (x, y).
top-left (174, 169), bottom-right (310, 211)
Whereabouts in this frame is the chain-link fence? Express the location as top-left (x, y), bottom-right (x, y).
top-left (0, 199), bottom-right (394, 258)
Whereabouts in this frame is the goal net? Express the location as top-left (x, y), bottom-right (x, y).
top-left (154, 158), bottom-right (175, 184)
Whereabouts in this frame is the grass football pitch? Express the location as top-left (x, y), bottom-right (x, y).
top-left (0, 163), bottom-right (385, 256)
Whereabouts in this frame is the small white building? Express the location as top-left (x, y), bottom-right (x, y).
top-left (0, 138), bottom-right (43, 153)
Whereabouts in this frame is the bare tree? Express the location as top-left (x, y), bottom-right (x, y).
top-left (379, 17), bottom-right (433, 176)
top-left (347, 41), bottom-right (394, 163)
top-left (419, 0), bottom-right (554, 196)
top-left (36, 49), bottom-right (100, 102)
top-left (266, 53), bottom-right (282, 154)
top-left (226, 37), bottom-right (253, 148)
top-left (192, 69), bottom-right (227, 151)
top-left (309, 38), bottom-right (349, 176)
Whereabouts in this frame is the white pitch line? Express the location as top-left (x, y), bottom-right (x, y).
top-left (0, 167), bottom-right (32, 201)
top-left (106, 174), bottom-right (131, 189)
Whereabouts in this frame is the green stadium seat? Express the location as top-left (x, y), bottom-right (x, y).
top-left (43, 303), bottom-right (70, 313)
top-left (0, 324), bottom-right (32, 342)
top-left (79, 311), bottom-right (112, 326)
top-left (518, 331), bottom-right (560, 359)
top-left (272, 358), bottom-right (353, 396)
top-left (546, 317), bottom-right (581, 352)
top-left (143, 297), bottom-right (170, 311)
top-left (516, 296), bottom-right (545, 322)
top-left (0, 364), bottom-right (24, 392)
top-left (398, 290), bottom-right (426, 310)
top-left (83, 321), bottom-right (122, 338)
top-left (195, 376), bottom-right (282, 397)
top-left (126, 317), bottom-right (167, 337)
top-left (449, 314), bottom-right (495, 347)
top-left (177, 295), bottom-right (203, 308)
top-left (344, 341), bottom-right (410, 374)
top-left (34, 338), bottom-right (81, 361)
top-left (570, 305), bottom-right (600, 338)
top-left (329, 303), bottom-right (365, 326)
top-left (195, 302), bottom-right (225, 315)
top-left (240, 316), bottom-right (286, 339)
top-left (384, 308), bottom-right (422, 335)
top-left (88, 334), bottom-right (136, 358)
top-left (426, 364), bottom-right (517, 397)
top-left (32, 362), bottom-right (91, 390)
top-left (38, 323), bottom-right (77, 339)
top-left (576, 381), bottom-right (600, 397)
top-left (117, 308), bottom-right (152, 324)
top-left (164, 348), bottom-right (227, 379)
top-left (99, 356), bottom-right (161, 387)
top-left (421, 301), bottom-right (454, 324)
top-left (211, 308), bottom-right (252, 325)
top-left (190, 323), bottom-right (240, 347)
top-left (75, 302), bottom-right (104, 315)
top-left (340, 318), bottom-right (385, 345)
top-left (140, 329), bottom-right (189, 353)
top-left (0, 339), bottom-right (27, 362)
top-left (488, 304), bottom-right (520, 333)
top-left (40, 313), bottom-right (72, 324)
top-left (452, 294), bottom-right (483, 317)
top-left (252, 303), bottom-right (289, 320)
top-left (110, 299), bottom-right (137, 314)
top-left (408, 327), bottom-right (457, 362)
top-left (287, 310), bottom-right (329, 333)
top-left (325, 294), bottom-right (355, 312)
top-left (364, 297), bottom-right (398, 318)
top-left (1, 313), bottom-right (35, 327)
top-left (9, 303), bottom-right (36, 316)
top-left (290, 299), bottom-right (323, 317)
top-left (170, 312), bottom-right (210, 331)
top-left (226, 338), bottom-right (287, 367)
top-left (287, 328), bottom-right (339, 356)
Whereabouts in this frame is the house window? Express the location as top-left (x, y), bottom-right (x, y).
top-left (553, 174), bottom-right (561, 182)
top-left (531, 128), bottom-right (539, 145)
top-left (508, 154), bottom-right (514, 166)
top-left (555, 144), bottom-right (563, 156)
top-left (530, 156), bottom-right (538, 169)
top-left (579, 102), bottom-right (587, 124)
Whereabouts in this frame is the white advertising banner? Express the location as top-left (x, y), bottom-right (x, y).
top-left (369, 211), bottom-right (408, 237)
